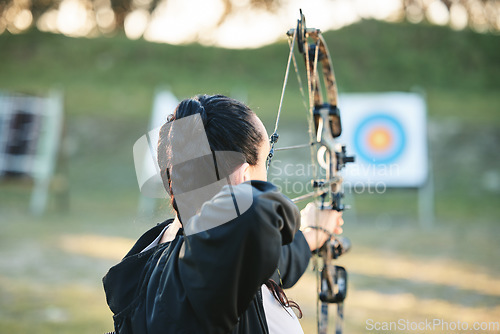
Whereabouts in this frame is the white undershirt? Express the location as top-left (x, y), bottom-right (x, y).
top-left (261, 285), bottom-right (304, 334)
top-left (140, 225), bottom-right (169, 253)
top-left (141, 225), bottom-right (304, 334)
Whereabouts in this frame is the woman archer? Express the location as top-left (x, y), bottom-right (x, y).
top-left (103, 94), bottom-right (343, 334)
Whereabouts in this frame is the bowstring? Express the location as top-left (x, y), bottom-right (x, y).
top-left (289, 38), bottom-right (309, 113)
top-left (266, 28), bottom-right (298, 172)
top-left (272, 28), bottom-right (296, 135)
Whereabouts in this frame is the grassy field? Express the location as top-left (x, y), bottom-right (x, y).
top-left (0, 19), bottom-right (499, 333)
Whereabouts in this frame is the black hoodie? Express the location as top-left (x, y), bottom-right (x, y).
top-left (103, 181), bottom-right (310, 334)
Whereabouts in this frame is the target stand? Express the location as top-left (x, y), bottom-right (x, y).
top-left (0, 90), bottom-right (65, 215)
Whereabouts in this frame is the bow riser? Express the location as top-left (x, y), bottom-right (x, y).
top-left (299, 29), bottom-right (347, 211)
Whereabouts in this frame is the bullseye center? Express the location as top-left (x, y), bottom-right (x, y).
top-left (368, 127), bottom-right (392, 151)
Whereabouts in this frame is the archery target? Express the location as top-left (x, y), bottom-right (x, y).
top-left (338, 92), bottom-right (428, 187)
top-left (354, 113), bottom-right (406, 165)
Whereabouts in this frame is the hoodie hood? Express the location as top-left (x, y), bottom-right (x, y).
top-left (102, 220), bottom-right (173, 315)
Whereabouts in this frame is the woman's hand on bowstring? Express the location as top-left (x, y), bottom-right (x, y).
top-left (300, 202), bottom-right (344, 252)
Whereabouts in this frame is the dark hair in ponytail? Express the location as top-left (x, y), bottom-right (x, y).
top-left (157, 94), bottom-right (263, 214)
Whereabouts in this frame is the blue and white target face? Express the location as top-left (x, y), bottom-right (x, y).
top-left (354, 113), bottom-right (406, 164)
top-left (339, 92), bottom-right (427, 187)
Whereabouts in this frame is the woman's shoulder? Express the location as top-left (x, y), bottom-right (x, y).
top-left (182, 181), bottom-right (298, 239)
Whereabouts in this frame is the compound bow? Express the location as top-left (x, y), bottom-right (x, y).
top-left (267, 10), bottom-right (354, 334)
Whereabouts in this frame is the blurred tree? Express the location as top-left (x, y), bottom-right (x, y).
top-left (106, 0), bottom-right (281, 30)
top-left (110, 0), bottom-right (131, 29)
top-left (30, 0), bottom-right (59, 22)
top-left (0, 0), bottom-right (498, 36)
top-left (402, 0), bottom-right (500, 32)
top-left (216, 0), bottom-right (280, 26)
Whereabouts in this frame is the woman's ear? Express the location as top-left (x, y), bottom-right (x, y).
top-left (230, 162), bottom-right (250, 184)
top-left (241, 162), bottom-right (252, 182)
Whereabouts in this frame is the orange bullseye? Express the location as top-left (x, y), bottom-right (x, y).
top-left (368, 127), bottom-right (392, 151)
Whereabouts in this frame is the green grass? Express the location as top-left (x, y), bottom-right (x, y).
top-left (0, 19), bottom-right (499, 333)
